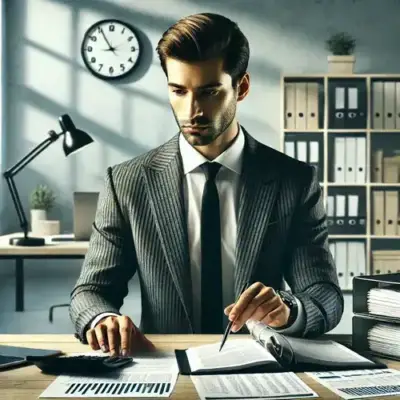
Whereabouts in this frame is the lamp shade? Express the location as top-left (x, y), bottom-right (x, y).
top-left (59, 114), bottom-right (94, 156)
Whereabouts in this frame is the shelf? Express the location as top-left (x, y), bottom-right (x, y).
top-left (283, 129), bottom-right (324, 133)
top-left (282, 73), bottom-right (400, 78)
top-left (370, 236), bottom-right (400, 239)
top-left (370, 183), bottom-right (400, 187)
top-left (327, 183), bottom-right (366, 187)
top-left (370, 130), bottom-right (400, 133)
top-left (329, 235), bottom-right (367, 239)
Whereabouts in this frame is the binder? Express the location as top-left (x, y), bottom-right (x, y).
top-left (335, 194), bottom-right (346, 231)
top-left (372, 251), bottom-right (400, 275)
top-left (347, 242), bottom-right (358, 290)
top-left (345, 137), bottom-right (356, 183)
top-left (329, 241), bottom-right (336, 260)
top-left (295, 82), bottom-right (307, 130)
top-left (383, 157), bottom-right (399, 183)
top-left (372, 191), bottom-right (385, 235)
top-left (335, 241), bottom-right (347, 289)
top-left (334, 137), bottom-right (346, 182)
top-left (326, 195), bottom-right (335, 230)
top-left (356, 241), bottom-right (367, 278)
top-left (284, 141), bottom-right (295, 158)
top-left (371, 149), bottom-right (384, 182)
top-left (384, 191), bottom-right (398, 236)
top-left (347, 194), bottom-right (365, 234)
top-left (329, 85), bottom-right (346, 129)
top-left (284, 82), bottom-right (296, 129)
top-left (372, 81), bottom-right (384, 129)
top-left (306, 82), bottom-right (319, 130)
top-left (383, 81), bottom-right (396, 130)
top-left (296, 141), bottom-right (307, 162)
top-left (308, 141), bottom-right (319, 173)
top-left (396, 82), bottom-right (400, 129)
top-left (355, 137), bottom-right (366, 183)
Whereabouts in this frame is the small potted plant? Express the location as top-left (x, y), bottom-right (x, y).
top-left (29, 184), bottom-right (56, 234)
top-left (326, 32), bottom-right (356, 74)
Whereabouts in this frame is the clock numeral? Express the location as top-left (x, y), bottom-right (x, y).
top-left (120, 63), bottom-right (125, 72)
top-left (90, 35), bottom-right (97, 42)
top-left (109, 66), bottom-right (114, 74)
top-left (121, 27), bottom-right (125, 34)
top-left (128, 57), bottom-right (133, 63)
top-left (109, 24), bottom-right (115, 32)
top-left (128, 36), bottom-right (133, 42)
top-left (97, 26), bottom-right (102, 33)
top-left (131, 46), bottom-right (136, 52)
top-left (87, 46), bottom-right (93, 52)
top-left (98, 64), bottom-right (103, 71)
top-left (90, 57), bottom-right (96, 63)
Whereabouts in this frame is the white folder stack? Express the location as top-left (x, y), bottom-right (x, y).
top-left (372, 81), bottom-right (400, 129)
top-left (368, 323), bottom-right (400, 359)
top-left (333, 136), bottom-right (366, 183)
top-left (372, 191), bottom-right (400, 236)
top-left (372, 250), bottom-right (400, 274)
top-left (367, 288), bottom-right (400, 318)
top-left (285, 82), bottom-right (320, 130)
top-left (329, 241), bottom-right (366, 290)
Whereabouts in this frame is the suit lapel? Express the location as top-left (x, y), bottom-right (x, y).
top-left (141, 134), bottom-right (194, 331)
top-left (234, 130), bottom-right (280, 298)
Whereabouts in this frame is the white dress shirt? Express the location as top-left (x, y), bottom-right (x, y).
top-left (91, 126), bottom-right (304, 333)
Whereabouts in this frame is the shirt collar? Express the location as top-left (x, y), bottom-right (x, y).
top-left (179, 125), bottom-right (245, 175)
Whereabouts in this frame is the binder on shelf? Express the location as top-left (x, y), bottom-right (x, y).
top-left (372, 190), bottom-right (385, 235)
top-left (306, 82), bottom-right (319, 130)
top-left (355, 136), bottom-right (366, 183)
top-left (308, 140), bottom-right (319, 174)
top-left (383, 81), bottom-right (396, 130)
top-left (372, 251), bottom-right (400, 275)
top-left (372, 81), bottom-right (384, 129)
top-left (384, 191), bottom-right (398, 236)
top-left (284, 82), bottom-right (296, 129)
top-left (334, 137), bottom-right (346, 182)
top-left (345, 137), bottom-right (356, 183)
top-left (347, 242), bottom-right (358, 290)
top-left (327, 195), bottom-right (335, 230)
top-left (335, 194), bottom-right (346, 231)
top-left (284, 141), bottom-right (295, 158)
top-left (335, 241), bottom-right (347, 289)
top-left (371, 149), bottom-right (383, 182)
top-left (356, 241), bottom-right (367, 278)
top-left (383, 156), bottom-right (399, 183)
top-left (329, 85), bottom-right (346, 129)
top-left (296, 141), bottom-right (307, 163)
top-left (396, 81), bottom-right (400, 129)
top-left (347, 194), bottom-right (365, 234)
top-left (295, 82), bottom-right (307, 130)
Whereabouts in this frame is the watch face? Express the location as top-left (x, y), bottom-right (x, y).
top-left (81, 19), bottom-right (141, 80)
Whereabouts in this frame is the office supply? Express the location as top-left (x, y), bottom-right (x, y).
top-left (345, 137), bottom-right (357, 183)
top-left (296, 141), bottom-right (307, 162)
top-left (27, 354), bottom-right (133, 375)
top-left (385, 191), bottom-right (398, 236)
top-left (383, 81), bottom-right (396, 130)
top-left (335, 241), bottom-right (347, 288)
top-left (38, 351), bottom-right (179, 398)
top-left (219, 280), bottom-right (250, 352)
top-left (306, 82), bottom-right (319, 130)
top-left (372, 80), bottom-right (384, 129)
top-left (367, 287), bottom-right (400, 319)
top-left (295, 82), bottom-right (307, 130)
top-left (327, 195), bottom-right (335, 229)
top-left (396, 81), bottom-right (400, 129)
top-left (368, 323), bottom-right (400, 359)
top-left (191, 372), bottom-right (318, 400)
top-left (308, 140), bottom-right (319, 173)
top-left (334, 137), bottom-right (346, 182)
top-left (284, 140), bottom-right (295, 158)
top-left (2, 114), bottom-right (93, 247)
top-left (175, 320), bottom-right (385, 375)
top-left (0, 345), bottom-right (62, 370)
top-left (284, 82), bottom-right (296, 129)
top-left (372, 149), bottom-right (383, 182)
top-left (372, 191), bottom-right (384, 235)
top-left (383, 156), bottom-right (398, 182)
top-left (335, 194), bottom-right (346, 229)
top-left (307, 368), bottom-right (400, 400)
top-left (355, 136), bottom-right (366, 183)
top-left (372, 250), bottom-right (400, 274)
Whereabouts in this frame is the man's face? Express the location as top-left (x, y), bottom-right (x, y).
top-left (166, 57), bottom-right (238, 147)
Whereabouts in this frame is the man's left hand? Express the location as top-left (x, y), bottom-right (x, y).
top-left (224, 282), bottom-right (290, 332)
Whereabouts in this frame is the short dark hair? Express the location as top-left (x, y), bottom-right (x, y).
top-left (156, 13), bottom-right (249, 86)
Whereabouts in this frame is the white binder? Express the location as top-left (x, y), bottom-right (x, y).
top-left (384, 81), bottom-right (396, 129)
top-left (296, 141), bottom-right (307, 162)
top-left (284, 141), bottom-right (295, 158)
top-left (347, 242), bottom-right (358, 290)
top-left (306, 82), bottom-right (319, 130)
top-left (329, 242), bottom-right (336, 261)
top-left (355, 137), bottom-right (366, 183)
top-left (285, 83), bottom-right (296, 129)
top-left (347, 194), bottom-right (359, 228)
top-left (336, 194), bottom-right (346, 228)
top-left (295, 83), bottom-right (307, 130)
top-left (327, 195), bottom-right (335, 228)
top-left (345, 137), bottom-right (356, 183)
top-left (335, 241), bottom-right (347, 289)
top-left (372, 81), bottom-right (384, 129)
top-left (309, 141), bottom-right (319, 171)
top-left (396, 82), bottom-right (400, 129)
top-left (355, 242), bottom-right (366, 277)
top-left (334, 137), bottom-right (346, 182)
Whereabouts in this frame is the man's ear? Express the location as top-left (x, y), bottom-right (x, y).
top-left (237, 72), bottom-right (250, 102)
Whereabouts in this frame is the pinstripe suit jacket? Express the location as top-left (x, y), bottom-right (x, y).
top-left (70, 128), bottom-right (344, 344)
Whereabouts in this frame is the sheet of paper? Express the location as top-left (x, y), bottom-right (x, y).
top-left (186, 339), bottom-right (276, 372)
top-left (39, 351), bottom-right (179, 398)
top-left (307, 368), bottom-right (400, 399)
top-left (191, 372), bottom-right (318, 399)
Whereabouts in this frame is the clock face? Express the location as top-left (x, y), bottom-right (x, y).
top-left (81, 19), bottom-right (141, 80)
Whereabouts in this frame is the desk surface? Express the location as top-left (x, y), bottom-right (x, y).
top-left (0, 233), bottom-right (88, 256)
top-left (0, 334), bottom-right (398, 400)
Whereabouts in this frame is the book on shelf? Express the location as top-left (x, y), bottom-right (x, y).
top-left (175, 320), bottom-right (385, 375)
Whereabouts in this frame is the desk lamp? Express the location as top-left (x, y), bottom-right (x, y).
top-left (3, 114), bottom-right (94, 246)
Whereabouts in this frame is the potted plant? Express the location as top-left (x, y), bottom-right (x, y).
top-left (29, 184), bottom-right (56, 234)
top-left (326, 32), bottom-right (356, 74)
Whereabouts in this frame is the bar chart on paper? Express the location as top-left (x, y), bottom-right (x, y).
top-left (39, 352), bottom-right (179, 398)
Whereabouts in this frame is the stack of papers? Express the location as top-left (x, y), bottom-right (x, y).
top-left (367, 287), bottom-right (400, 318)
top-left (368, 323), bottom-right (400, 358)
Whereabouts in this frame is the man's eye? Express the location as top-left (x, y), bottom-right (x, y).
top-left (173, 90), bottom-right (186, 95)
top-left (202, 90), bottom-right (218, 96)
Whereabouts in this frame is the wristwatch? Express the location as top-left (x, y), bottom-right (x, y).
top-left (276, 290), bottom-right (298, 328)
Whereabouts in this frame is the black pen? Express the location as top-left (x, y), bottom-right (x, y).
top-left (219, 280), bottom-right (251, 352)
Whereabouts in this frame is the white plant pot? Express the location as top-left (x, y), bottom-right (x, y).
top-left (328, 55), bottom-right (355, 74)
top-left (30, 209), bottom-right (47, 235)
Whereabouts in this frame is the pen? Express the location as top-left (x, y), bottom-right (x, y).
top-left (219, 280), bottom-right (251, 352)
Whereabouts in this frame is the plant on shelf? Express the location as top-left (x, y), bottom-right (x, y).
top-left (325, 32), bottom-right (356, 74)
top-left (29, 184), bottom-right (56, 234)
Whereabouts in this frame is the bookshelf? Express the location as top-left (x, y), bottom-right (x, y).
top-left (280, 73), bottom-right (400, 293)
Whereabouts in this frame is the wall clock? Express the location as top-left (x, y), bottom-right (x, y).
top-left (81, 19), bottom-right (141, 80)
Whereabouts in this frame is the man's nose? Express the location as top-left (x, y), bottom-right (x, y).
top-left (186, 95), bottom-right (203, 119)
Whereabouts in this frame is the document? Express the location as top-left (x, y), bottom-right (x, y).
top-left (368, 323), bottom-right (400, 358)
top-left (191, 372), bottom-right (318, 400)
top-left (39, 351), bottom-right (179, 398)
top-left (307, 368), bottom-right (400, 399)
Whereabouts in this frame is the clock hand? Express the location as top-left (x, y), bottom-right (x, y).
top-left (100, 29), bottom-right (116, 53)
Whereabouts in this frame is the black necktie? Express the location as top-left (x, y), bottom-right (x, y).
top-left (201, 162), bottom-right (223, 333)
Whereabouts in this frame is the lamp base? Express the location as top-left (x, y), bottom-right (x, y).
top-left (9, 236), bottom-right (46, 246)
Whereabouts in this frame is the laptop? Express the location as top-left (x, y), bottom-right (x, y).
top-left (51, 191), bottom-right (99, 242)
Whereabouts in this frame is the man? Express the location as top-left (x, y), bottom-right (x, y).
top-left (70, 13), bottom-right (343, 357)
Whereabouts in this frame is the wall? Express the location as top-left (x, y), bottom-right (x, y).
top-left (0, 0), bottom-right (5, 235)
top-left (3, 0), bottom-right (400, 333)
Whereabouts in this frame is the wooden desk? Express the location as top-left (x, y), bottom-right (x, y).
top-left (0, 233), bottom-right (88, 312)
top-left (0, 334), bottom-right (398, 400)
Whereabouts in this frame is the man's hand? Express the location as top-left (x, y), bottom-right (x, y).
top-left (224, 282), bottom-right (290, 332)
top-left (85, 315), bottom-right (156, 356)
